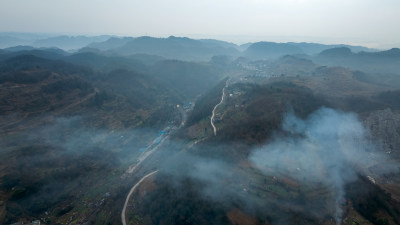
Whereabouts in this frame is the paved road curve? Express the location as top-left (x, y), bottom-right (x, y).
top-left (121, 170), bottom-right (158, 225)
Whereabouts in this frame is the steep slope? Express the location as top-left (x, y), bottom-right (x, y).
top-left (65, 52), bottom-right (148, 73)
top-left (149, 60), bottom-right (225, 98)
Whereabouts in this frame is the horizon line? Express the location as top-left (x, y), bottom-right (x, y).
top-left (1, 31), bottom-right (399, 50)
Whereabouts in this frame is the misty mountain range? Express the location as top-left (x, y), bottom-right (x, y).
top-left (1, 33), bottom-right (382, 58)
top-left (2, 34), bottom-right (399, 78)
top-left (1, 33), bottom-right (400, 225)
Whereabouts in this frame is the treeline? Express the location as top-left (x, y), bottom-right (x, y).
top-left (0, 70), bottom-right (51, 84)
top-left (41, 77), bottom-right (92, 94)
top-left (0, 55), bottom-right (94, 78)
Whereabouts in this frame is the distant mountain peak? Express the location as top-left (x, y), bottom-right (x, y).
top-left (243, 41), bottom-right (303, 59)
top-left (319, 47), bottom-right (353, 57)
top-left (383, 48), bottom-right (400, 56)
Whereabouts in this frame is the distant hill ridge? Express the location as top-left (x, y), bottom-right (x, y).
top-left (314, 47), bottom-right (400, 75)
top-left (109, 36), bottom-right (240, 61)
top-left (2, 34), bottom-right (397, 62)
top-left (243, 41), bottom-right (304, 59)
top-left (319, 46), bottom-right (400, 58)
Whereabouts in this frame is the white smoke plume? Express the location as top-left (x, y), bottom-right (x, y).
top-left (250, 107), bottom-right (398, 224)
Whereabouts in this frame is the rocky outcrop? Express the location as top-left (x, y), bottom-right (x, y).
top-left (364, 108), bottom-right (400, 160)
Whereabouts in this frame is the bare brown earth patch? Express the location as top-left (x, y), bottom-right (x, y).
top-left (136, 176), bottom-right (157, 199)
top-left (227, 208), bottom-right (260, 225)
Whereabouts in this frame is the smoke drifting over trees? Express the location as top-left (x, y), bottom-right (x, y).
top-left (1, 32), bottom-right (400, 224)
top-left (251, 108), bottom-right (398, 224)
top-left (149, 108), bottom-right (399, 225)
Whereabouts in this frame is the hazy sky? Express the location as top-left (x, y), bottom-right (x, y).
top-left (1, 0), bottom-right (399, 48)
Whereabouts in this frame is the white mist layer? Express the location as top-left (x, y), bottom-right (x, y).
top-left (249, 107), bottom-right (396, 224)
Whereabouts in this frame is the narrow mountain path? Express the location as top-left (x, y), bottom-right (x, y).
top-left (211, 79), bottom-right (229, 136)
top-left (121, 170), bottom-right (158, 225)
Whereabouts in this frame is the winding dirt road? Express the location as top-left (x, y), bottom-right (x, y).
top-left (211, 80), bottom-right (229, 136)
top-left (121, 170), bottom-right (158, 225)
top-left (121, 105), bottom-right (193, 225)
